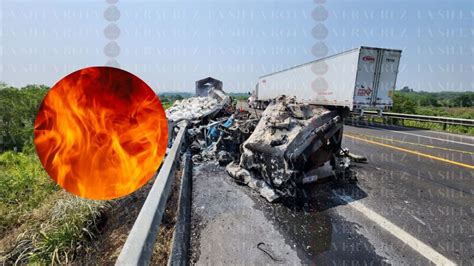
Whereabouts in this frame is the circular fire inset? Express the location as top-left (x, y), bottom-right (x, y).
top-left (34, 67), bottom-right (168, 200)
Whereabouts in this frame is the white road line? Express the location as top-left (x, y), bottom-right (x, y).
top-left (420, 130), bottom-right (474, 140)
top-left (369, 124), bottom-right (474, 140)
top-left (333, 191), bottom-right (456, 266)
top-left (364, 125), bottom-right (474, 147)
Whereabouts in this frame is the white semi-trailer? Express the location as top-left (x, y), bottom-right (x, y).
top-left (250, 46), bottom-right (402, 113)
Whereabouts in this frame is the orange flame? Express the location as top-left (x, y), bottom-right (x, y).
top-left (34, 67), bottom-right (168, 200)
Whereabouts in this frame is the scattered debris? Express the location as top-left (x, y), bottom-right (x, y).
top-left (347, 152), bottom-right (367, 163)
top-left (168, 78), bottom-right (355, 203)
top-left (217, 151), bottom-right (232, 166)
top-left (256, 242), bottom-right (285, 263)
top-left (226, 162), bottom-right (279, 202)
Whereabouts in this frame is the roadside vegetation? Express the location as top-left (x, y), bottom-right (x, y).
top-left (0, 84), bottom-right (186, 264)
top-left (158, 93), bottom-right (192, 110)
top-left (159, 94), bottom-right (184, 109)
top-left (390, 90), bottom-right (474, 135)
top-left (0, 84), bottom-right (108, 264)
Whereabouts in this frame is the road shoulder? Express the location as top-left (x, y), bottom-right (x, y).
top-left (190, 162), bottom-right (300, 265)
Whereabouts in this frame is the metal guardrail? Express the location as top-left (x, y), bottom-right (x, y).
top-left (115, 122), bottom-right (188, 265)
top-left (359, 111), bottom-right (474, 129)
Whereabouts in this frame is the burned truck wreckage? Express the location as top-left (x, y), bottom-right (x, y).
top-left (227, 96), bottom-right (348, 202)
top-left (166, 82), bottom-right (354, 203)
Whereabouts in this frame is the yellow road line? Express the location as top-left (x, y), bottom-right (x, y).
top-left (345, 134), bottom-right (474, 170)
top-left (347, 133), bottom-right (474, 155)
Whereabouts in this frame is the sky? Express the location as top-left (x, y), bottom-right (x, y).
top-left (1, 0), bottom-right (473, 93)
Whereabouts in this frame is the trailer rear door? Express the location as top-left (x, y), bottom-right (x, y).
top-left (354, 48), bottom-right (379, 108)
top-left (375, 50), bottom-right (401, 107)
top-left (354, 47), bottom-right (401, 110)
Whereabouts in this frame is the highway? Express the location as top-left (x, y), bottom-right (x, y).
top-left (190, 123), bottom-right (473, 265)
top-left (340, 123), bottom-right (473, 264)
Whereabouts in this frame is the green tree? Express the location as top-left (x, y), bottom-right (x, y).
top-left (0, 85), bottom-right (49, 152)
top-left (453, 94), bottom-right (473, 107)
top-left (392, 91), bottom-right (416, 114)
top-left (0, 81), bottom-right (8, 90)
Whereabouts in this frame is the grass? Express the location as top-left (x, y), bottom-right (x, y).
top-left (398, 120), bottom-right (474, 136)
top-left (0, 151), bottom-right (57, 233)
top-left (12, 195), bottom-right (107, 264)
top-left (162, 101), bottom-right (174, 109)
top-left (359, 106), bottom-right (474, 135)
top-left (397, 106), bottom-right (474, 135)
top-left (0, 151), bottom-right (108, 264)
top-left (36, 197), bottom-right (107, 264)
top-left (414, 106), bottom-right (474, 119)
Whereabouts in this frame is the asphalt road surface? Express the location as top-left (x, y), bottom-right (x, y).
top-left (190, 123), bottom-right (473, 265)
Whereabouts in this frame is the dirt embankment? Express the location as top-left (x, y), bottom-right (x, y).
top-left (76, 168), bottom-right (182, 265)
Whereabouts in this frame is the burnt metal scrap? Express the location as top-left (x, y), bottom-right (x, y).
top-left (188, 111), bottom-right (257, 166)
top-left (195, 77), bottom-right (223, 97)
top-left (227, 96), bottom-right (346, 202)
